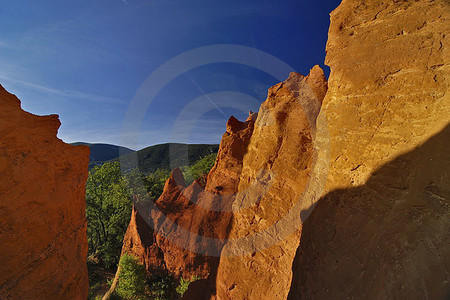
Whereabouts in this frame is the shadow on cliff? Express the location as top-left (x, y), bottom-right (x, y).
top-left (288, 124), bottom-right (450, 299)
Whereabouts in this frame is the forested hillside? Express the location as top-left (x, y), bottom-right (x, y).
top-left (71, 143), bottom-right (135, 168)
top-left (113, 143), bottom-right (219, 174)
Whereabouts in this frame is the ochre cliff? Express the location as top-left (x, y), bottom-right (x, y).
top-left (215, 67), bottom-right (327, 299)
top-left (119, 0), bottom-right (449, 298)
top-left (315, 0), bottom-right (449, 191)
top-left (119, 68), bottom-right (326, 300)
top-left (0, 85), bottom-right (90, 299)
top-left (288, 0), bottom-right (450, 298)
top-left (1, 0), bottom-right (448, 299)
top-left (120, 113), bottom-right (257, 293)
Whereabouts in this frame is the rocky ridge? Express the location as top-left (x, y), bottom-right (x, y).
top-left (215, 67), bottom-right (327, 299)
top-left (288, 0), bottom-right (450, 298)
top-left (1, 0), bottom-right (449, 298)
top-left (119, 112), bottom-right (257, 296)
top-left (0, 85), bottom-right (90, 299)
top-left (116, 67), bottom-right (327, 299)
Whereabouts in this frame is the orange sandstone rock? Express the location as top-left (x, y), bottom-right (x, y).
top-left (215, 67), bottom-right (327, 300)
top-left (120, 112), bottom-right (257, 295)
top-left (120, 68), bottom-right (327, 300)
top-left (288, 0), bottom-right (450, 298)
top-left (121, 1), bottom-right (450, 298)
top-left (0, 85), bottom-right (90, 299)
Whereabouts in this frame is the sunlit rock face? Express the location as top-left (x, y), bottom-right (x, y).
top-left (120, 68), bottom-right (327, 300)
top-left (213, 67), bottom-right (327, 300)
top-left (288, 0), bottom-right (450, 298)
top-left (0, 85), bottom-right (90, 299)
top-left (119, 0), bottom-right (449, 298)
top-left (121, 112), bottom-right (257, 294)
top-left (315, 0), bottom-right (449, 191)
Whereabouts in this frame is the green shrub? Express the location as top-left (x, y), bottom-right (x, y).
top-left (115, 254), bottom-right (148, 300)
top-left (181, 153), bottom-right (217, 185)
top-left (148, 275), bottom-right (177, 300)
top-left (175, 276), bottom-right (200, 297)
top-left (144, 169), bottom-right (171, 200)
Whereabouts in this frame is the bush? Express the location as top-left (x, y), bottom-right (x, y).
top-left (116, 254), bottom-right (148, 300)
top-left (181, 153), bottom-right (217, 185)
top-left (144, 169), bottom-right (171, 200)
top-left (148, 275), bottom-right (177, 300)
top-left (114, 255), bottom-right (180, 300)
top-left (175, 276), bottom-right (200, 297)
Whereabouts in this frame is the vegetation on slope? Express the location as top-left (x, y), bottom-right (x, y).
top-left (71, 142), bottom-right (135, 168)
top-left (181, 153), bottom-right (216, 185)
top-left (113, 143), bottom-right (219, 174)
top-left (86, 153), bottom-right (217, 299)
top-left (114, 254), bottom-right (198, 300)
top-left (86, 162), bottom-right (133, 268)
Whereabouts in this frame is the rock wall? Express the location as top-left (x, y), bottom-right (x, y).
top-left (289, 125), bottom-right (450, 299)
top-left (215, 67), bottom-right (327, 299)
top-left (120, 113), bottom-right (257, 295)
top-left (0, 86), bottom-right (90, 299)
top-left (288, 0), bottom-right (450, 298)
top-left (315, 0), bottom-right (449, 192)
top-left (120, 68), bottom-right (327, 300)
top-left (119, 0), bottom-right (450, 298)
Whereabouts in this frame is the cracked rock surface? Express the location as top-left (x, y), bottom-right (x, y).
top-left (288, 0), bottom-right (450, 298)
top-left (215, 67), bottom-right (327, 300)
top-left (0, 85), bottom-right (90, 299)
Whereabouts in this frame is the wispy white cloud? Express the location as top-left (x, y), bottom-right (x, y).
top-left (0, 73), bottom-right (124, 104)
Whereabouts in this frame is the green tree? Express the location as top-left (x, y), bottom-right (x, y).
top-left (124, 168), bottom-right (170, 207)
top-left (125, 168), bottom-right (150, 198)
top-left (86, 162), bottom-right (132, 268)
top-left (144, 169), bottom-right (171, 200)
top-left (181, 153), bottom-right (217, 185)
top-left (115, 254), bottom-right (148, 300)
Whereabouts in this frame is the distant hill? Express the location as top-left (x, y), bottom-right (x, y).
top-left (72, 142), bottom-right (219, 173)
top-left (70, 142), bottom-right (135, 168)
top-left (112, 143), bottom-right (219, 174)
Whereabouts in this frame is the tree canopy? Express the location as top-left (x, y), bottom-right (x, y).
top-left (86, 162), bottom-right (132, 268)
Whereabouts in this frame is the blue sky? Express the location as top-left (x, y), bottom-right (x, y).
top-left (0, 0), bottom-right (341, 150)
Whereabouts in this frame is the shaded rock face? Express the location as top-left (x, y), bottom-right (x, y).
top-left (288, 0), bottom-right (450, 298)
top-left (121, 113), bottom-right (257, 290)
top-left (289, 125), bottom-right (450, 299)
top-left (0, 85), bottom-right (90, 299)
top-left (215, 67), bottom-right (327, 300)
